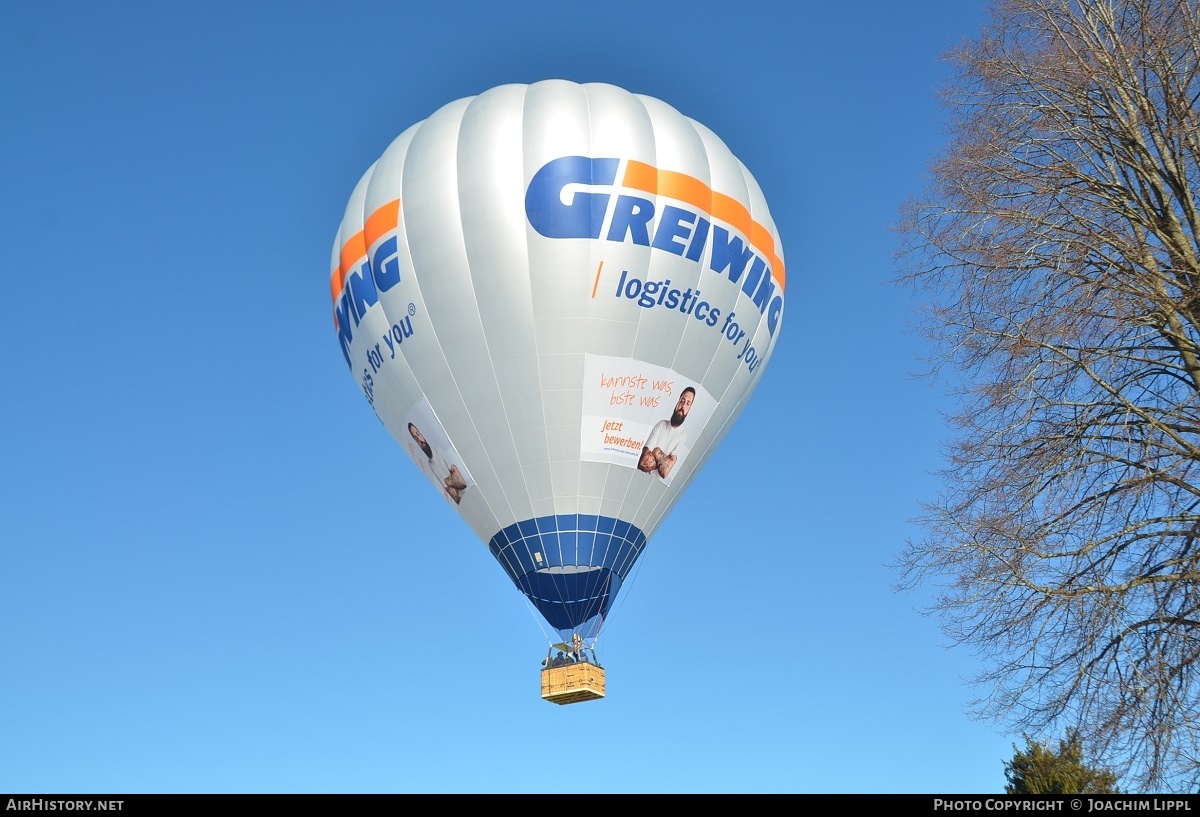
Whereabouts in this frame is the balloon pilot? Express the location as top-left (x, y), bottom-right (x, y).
top-left (541, 634), bottom-right (601, 669)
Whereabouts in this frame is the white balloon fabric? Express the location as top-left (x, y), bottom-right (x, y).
top-left (329, 80), bottom-right (785, 645)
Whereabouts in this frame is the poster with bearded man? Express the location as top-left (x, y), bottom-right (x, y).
top-left (402, 397), bottom-right (474, 505)
top-left (580, 354), bottom-right (715, 486)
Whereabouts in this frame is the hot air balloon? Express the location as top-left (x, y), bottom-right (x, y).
top-left (329, 80), bottom-right (785, 703)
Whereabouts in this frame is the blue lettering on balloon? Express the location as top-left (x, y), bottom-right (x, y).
top-left (525, 156), bottom-right (619, 239)
top-left (709, 227), bottom-right (755, 286)
top-left (606, 195), bottom-right (654, 245)
top-left (523, 156), bottom-right (783, 338)
top-left (349, 261), bottom-right (378, 321)
top-left (335, 262), bottom-right (379, 367)
top-left (651, 205), bottom-right (696, 256)
top-left (371, 236), bottom-right (401, 292)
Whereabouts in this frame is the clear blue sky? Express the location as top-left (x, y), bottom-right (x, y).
top-left (0, 0), bottom-right (1017, 795)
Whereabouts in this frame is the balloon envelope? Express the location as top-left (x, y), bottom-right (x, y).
top-left (329, 80), bottom-right (785, 646)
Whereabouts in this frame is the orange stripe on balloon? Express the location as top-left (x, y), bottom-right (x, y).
top-left (329, 267), bottom-right (345, 305)
top-left (622, 161), bottom-right (785, 291)
top-left (621, 160), bottom-right (659, 197)
top-left (364, 199), bottom-right (400, 250)
top-left (710, 192), bottom-right (753, 244)
top-left (329, 200), bottom-right (402, 305)
top-left (339, 233), bottom-right (367, 281)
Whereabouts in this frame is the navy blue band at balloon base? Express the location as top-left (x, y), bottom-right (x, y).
top-left (488, 515), bottom-right (647, 632)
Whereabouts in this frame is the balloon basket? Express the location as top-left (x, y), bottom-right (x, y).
top-left (540, 661), bottom-right (606, 705)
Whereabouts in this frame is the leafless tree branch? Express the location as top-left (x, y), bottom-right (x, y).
top-left (895, 0), bottom-right (1200, 792)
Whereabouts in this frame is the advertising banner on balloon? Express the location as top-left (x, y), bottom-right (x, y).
top-left (580, 353), bottom-right (715, 485)
top-left (401, 396), bottom-right (475, 506)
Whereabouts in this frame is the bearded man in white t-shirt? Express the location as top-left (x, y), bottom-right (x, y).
top-left (637, 386), bottom-right (695, 480)
top-left (408, 422), bottom-right (468, 504)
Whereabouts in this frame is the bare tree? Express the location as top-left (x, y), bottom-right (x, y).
top-left (895, 0), bottom-right (1200, 792)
